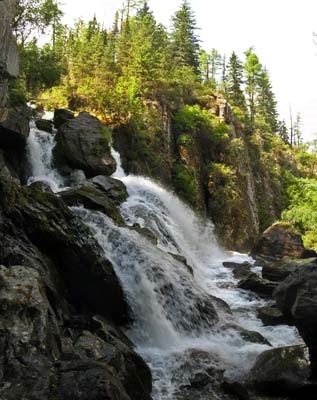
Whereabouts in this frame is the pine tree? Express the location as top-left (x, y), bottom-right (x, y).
top-left (277, 120), bottom-right (289, 143)
top-left (226, 51), bottom-right (246, 110)
top-left (170, 0), bottom-right (200, 75)
top-left (256, 68), bottom-right (279, 133)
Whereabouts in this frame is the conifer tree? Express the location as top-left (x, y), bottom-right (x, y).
top-left (170, 0), bottom-right (200, 75)
top-left (226, 51), bottom-right (246, 110)
top-left (256, 68), bottom-right (279, 133)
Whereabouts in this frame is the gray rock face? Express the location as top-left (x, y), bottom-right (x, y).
top-left (0, 0), bottom-right (30, 168)
top-left (274, 262), bottom-right (317, 377)
top-left (54, 112), bottom-right (116, 178)
top-left (0, 1), bottom-right (19, 78)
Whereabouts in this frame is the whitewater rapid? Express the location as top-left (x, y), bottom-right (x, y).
top-left (26, 117), bottom-right (302, 399)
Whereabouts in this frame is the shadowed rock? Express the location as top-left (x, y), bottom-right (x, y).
top-left (54, 112), bottom-right (116, 178)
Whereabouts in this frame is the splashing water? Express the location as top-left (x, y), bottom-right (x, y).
top-left (26, 112), bottom-right (64, 192)
top-left (27, 128), bottom-right (302, 400)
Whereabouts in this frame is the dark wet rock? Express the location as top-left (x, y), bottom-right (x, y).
top-left (35, 118), bottom-right (53, 133)
top-left (0, 104), bottom-right (30, 148)
top-left (0, 174), bottom-right (129, 324)
top-left (60, 184), bottom-right (124, 225)
top-left (174, 349), bottom-right (236, 400)
top-left (221, 323), bottom-right (271, 346)
top-left (169, 252), bottom-right (194, 275)
top-left (238, 273), bottom-right (278, 297)
top-left (257, 305), bottom-right (289, 326)
top-left (251, 223), bottom-right (316, 265)
top-left (221, 381), bottom-right (250, 400)
top-left (90, 175), bottom-right (128, 204)
top-left (274, 262), bottom-right (317, 377)
top-left (53, 108), bottom-right (74, 129)
top-left (0, 265), bottom-right (151, 400)
top-left (59, 323), bottom-right (152, 400)
top-left (247, 345), bottom-right (311, 395)
top-left (54, 112), bottom-right (116, 178)
top-left (262, 257), bottom-right (317, 282)
top-left (223, 261), bottom-right (252, 269)
top-left (223, 261), bottom-right (253, 280)
top-left (130, 223), bottom-right (158, 245)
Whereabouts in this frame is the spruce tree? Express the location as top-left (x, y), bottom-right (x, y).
top-left (170, 0), bottom-right (200, 75)
top-left (256, 68), bottom-right (279, 133)
top-left (226, 51), bottom-right (246, 110)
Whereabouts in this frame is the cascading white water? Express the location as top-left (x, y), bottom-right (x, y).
top-left (26, 123), bottom-right (302, 400)
top-left (26, 112), bottom-right (64, 192)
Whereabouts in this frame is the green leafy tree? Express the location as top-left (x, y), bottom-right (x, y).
top-left (244, 47), bottom-right (262, 131)
top-left (13, 0), bottom-right (63, 46)
top-left (170, 0), bottom-right (200, 75)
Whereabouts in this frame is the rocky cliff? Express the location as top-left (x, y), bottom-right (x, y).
top-left (113, 96), bottom-right (294, 251)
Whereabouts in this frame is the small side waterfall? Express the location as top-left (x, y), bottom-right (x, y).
top-left (26, 120), bottom-right (302, 400)
top-left (26, 112), bottom-right (64, 192)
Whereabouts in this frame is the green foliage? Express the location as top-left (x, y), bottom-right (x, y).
top-left (174, 105), bottom-right (213, 131)
top-left (172, 163), bottom-right (198, 205)
top-left (102, 126), bottom-right (112, 145)
top-left (13, 0), bottom-right (63, 46)
top-left (282, 178), bottom-right (317, 249)
top-left (9, 79), bottom-right (27, 105)
top-left (177, 134), bottom-right (193, 146)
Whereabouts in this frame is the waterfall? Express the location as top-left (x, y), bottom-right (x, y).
top-left (26, 120), bottom-right (302, 400)
top-left (26, 112), bottom-right (64, 192)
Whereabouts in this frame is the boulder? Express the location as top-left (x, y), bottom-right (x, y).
top-left (53, 108), bottom-right (74, 128)
top-left (54, 112), bottom-right (116, 178)
top-left (223, 261), bottom-right (253, 280)
top-left (90, 175), bottom-right (128, 204)
top-left (274, 262), bottom-right (317, 377)
top-left (251, 223), bottom-right (316, 265)
top-left (35, 118), bottom-right (53, 133)
top-left (60, 184), bottom-right (124, 225)
top-left (220, 323), bottom-right (271, 346)
top-left (238, 273), bottom-right (278, 297)
top-left (247, 345), bottom-right (311, 395)
top-left (257, 305), bottom-right (289, 326)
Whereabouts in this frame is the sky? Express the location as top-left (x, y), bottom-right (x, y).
top-left (60, 0), bottom-right (317, 141)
